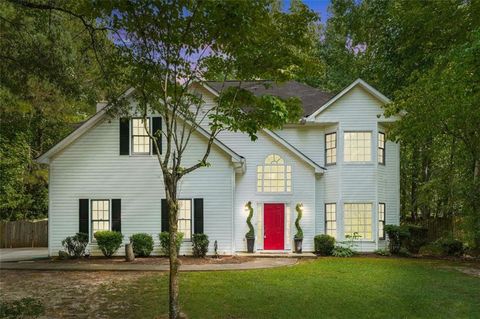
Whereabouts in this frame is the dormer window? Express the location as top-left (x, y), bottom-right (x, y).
top-left (132, 118), bottom-right (151, 155)
top-left (257, 154), bottom-right (291, 193)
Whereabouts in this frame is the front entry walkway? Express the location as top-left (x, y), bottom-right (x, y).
top-left (0, 257), bottom-right (297, 272)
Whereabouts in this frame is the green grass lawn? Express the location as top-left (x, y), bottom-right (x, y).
top-left (99, 257), bottom-right (480, 319)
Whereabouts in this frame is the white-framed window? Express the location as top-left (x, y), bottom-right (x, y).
top-left (131, 118), bottom-right (150, 154)
top-left (378, 203), bottom-right (386, 239)
top-left (257, 154), bottom-right (292, 193)
top-left (344, 132), bottom-right (372, 162)
top-left (325, 132), bottom-right (337, 165)
top-left (91, 199), bottom-right (110, 240)
top-left (378, 132), bottom-right (385, 165)
top-left (178, 199), bottom-right (192, 240)
top-left (344, 203), bottom-right (372, 240)
top-left (325, 203), bottom-right (337, 238)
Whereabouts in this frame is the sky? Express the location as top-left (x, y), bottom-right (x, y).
top-left (284, 0), bottom-right (331, 24)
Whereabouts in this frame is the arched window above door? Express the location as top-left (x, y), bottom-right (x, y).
top-left (257, 154), bottom-right (292, 193)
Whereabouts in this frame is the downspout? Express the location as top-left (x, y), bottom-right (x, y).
top-left (231, 160), bottom-right (236, 254)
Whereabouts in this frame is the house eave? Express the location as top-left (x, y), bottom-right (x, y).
top-left (306, 78), bottom-right (392, 121)
top-left (197, 82), bottom-right (325, 174)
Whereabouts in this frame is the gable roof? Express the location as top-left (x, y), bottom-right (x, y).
top-left (36, 89), bottom-right (245, 171)
top-left (204, 80), bottom-right (334, 117)
top-left (263, 129), bottom-right (325, 173)
top-left (199, 82), bottom-right (326, 173)
top-left (306, 78), bottom-right (391, 120)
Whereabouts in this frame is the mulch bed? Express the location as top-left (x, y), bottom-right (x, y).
top-left (37, 255), bottom-right (254, 265)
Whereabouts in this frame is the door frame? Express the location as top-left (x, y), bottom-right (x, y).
top-left (257, 202), bottom-right (292, 252)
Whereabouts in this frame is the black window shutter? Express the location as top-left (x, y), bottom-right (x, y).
top-left (161, 199), bottom-right (169, 232)
top-left (111, 199), bottom-right (121, 232)
top-left (119, 118), bottom-right (130, 155)
top-left (79, 199), bottom-right (89, 234)
top-left (152, 117), bottom-right (162, 155)
top-left (194, 198), bottom-right (204, 234)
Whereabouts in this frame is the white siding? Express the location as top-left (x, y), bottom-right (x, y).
top-left (217, 130), bottom-right (317, 252)
top-left (275, 126), bottom-right (324, 165)
top-left (49, 116), bottom-right (235, 256)
top-left (312, 86), bottom-right (400, 249)
top-left (47, 82), bottom-right (401, 255)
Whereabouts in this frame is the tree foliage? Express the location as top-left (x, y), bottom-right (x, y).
top-left (0, 1), bottom-right (114, 220)
top-left (317, 0), bottom-right (480, 248)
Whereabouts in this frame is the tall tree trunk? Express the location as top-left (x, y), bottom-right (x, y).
top-left (420, 141), bottom-right (432, 218)
top-left (473, 158), bottom-right (480, 249)
top-left (410, 144), bottom-right (420, 221)
top-left (166, 175), bottom-right (180, 319)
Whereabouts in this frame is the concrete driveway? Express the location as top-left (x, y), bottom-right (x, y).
top-left (0, 247), bottom-right (48, 262)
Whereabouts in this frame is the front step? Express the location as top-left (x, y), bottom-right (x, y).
top-left (236, 252), bottom-right (317, 258)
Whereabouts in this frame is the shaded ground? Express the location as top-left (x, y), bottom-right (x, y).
top-left (38, 255), bottom-right (253, 265)
top-left (0, 270), bottom-right (150, 319)
top-left (1, 258), bottom-right (479, 318)
top-left (0, 248), bottom-right (48, 262)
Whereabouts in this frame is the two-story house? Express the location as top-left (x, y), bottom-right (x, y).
top-left (37, 78), bottom-right (400, 256)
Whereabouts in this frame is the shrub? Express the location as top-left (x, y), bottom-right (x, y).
top-left (435, 237), bottom-right (464, 256)
top-left (294, 203), bottom-right (304, 240)
top-left (192, 233), bottom-right (209, 257)
top-left (419, 243), bottom-right (444, 257)
top-left (0, 297), bottom-right (44, 318)
top-left (61, 232), bottom-right (89, 258)
top-left (130, 233), bottom-right (154, 257)
top-left (245, 201), bottom-right (255, 239)
top-left (159, 231), bottom-right (184, 256)
top-left (332, 246), bottom-right (354, 257)
top-left (94, 231), bottom-right (123, 257)
top-left (314, 234), bottom-right (335, 256)
top-left (374, 248), bottom-right (391, 256)
top-left (385, 224), bottom-right (410, 254)
top-left (404, 224), bottom-right (429, 254)
top-left (398, 247), bottom-right (411, 257)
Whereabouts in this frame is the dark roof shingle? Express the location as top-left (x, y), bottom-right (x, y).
top-left (205, 80), bottom-right (334, 117)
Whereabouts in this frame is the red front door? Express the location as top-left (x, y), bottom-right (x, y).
top-left (264, 203), bottom-right (285, 250)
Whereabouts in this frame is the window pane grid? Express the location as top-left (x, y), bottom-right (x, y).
top-left (344, 132), bottom-right (372, 162)
top-left (325, 133), bottom-right (337, 165)
top-left (178, 199), bottom-right (192, 240)
top-left (378, 132), bottom-right (385, 164)
top-left (325, 203), bottom-right (337, 238)
top-left (132, 118), bottom-right (150, 154)
top-left (344, 203), bottom-right (372, 240)
top-left (378, 203), bottom-right (386, 239)
top-left (257, 154), bottom-right (291, 193)
top-left (91, 200), bottom-right (110, 239)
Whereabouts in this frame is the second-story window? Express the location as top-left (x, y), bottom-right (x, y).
top-left (325, 132), bottom-right (337, 165)
top-left (132, 118), bottom-right (150, 155)
top-left (378, 132), bottom-right (385, 165)
top-left (344, 132), bottom-right (372, 162)
top-left (257, 154), bottom-right (292, 193)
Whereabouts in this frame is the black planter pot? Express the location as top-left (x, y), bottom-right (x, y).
top-left (294, 238), bottom-right (303, 253)
top-left (246, 237), bottom-right (255, 253)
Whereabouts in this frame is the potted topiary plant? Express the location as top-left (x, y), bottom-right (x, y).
top-left (294, 203), bottom-right (304, 253)
top-left (245, 201), bottom-right (255, 253)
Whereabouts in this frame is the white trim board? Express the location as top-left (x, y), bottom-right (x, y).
top-left (197, 82), bottom-right (325, 174)
top-left (306, 79), bottom-right (391, 121)
top-left (36, 87), bottom-right (245, 172)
